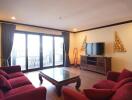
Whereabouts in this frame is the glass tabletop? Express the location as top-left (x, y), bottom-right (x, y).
top-left (40, 68), bottom-right (79, 82)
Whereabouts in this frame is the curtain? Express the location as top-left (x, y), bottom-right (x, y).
top-left (62, 31), bottom-right (70, 67)
top-left (1, 23), bottom-right (16, 66)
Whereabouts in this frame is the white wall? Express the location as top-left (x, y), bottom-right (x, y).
top-left (75, 23), bottom-right (132, 72)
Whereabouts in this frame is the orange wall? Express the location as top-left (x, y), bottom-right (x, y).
top-left (74, 23), bottom-right (132, 72)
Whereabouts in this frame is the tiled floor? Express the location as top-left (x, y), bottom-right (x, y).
top-left (25, 67), bottom-right (106, 100)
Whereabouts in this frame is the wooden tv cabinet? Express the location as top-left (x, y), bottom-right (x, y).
top-left (80, 55), bottom-right (111, 75)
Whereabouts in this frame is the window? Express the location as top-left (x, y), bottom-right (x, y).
top-left (11, 31), bottom-right (64, 71)
top-left (55, 37), bottom-right (64, 66)
top-left (11, 34), bottom-right (26, 70)
top-left (27, 34), bottom-right (40, 69)
top-left (43, 36), bottom-right (53, 67)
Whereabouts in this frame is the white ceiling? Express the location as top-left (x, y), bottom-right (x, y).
top-left (0, 0), bottom-right (132, 32)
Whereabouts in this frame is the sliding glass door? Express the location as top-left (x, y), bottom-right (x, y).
top-left (42, 36), bottom-right (53, 67)
top-left (42, 36), bottom-right (64, 67)
top-left (55, 37), bottom-right (64, 66)
top-left (11, 34), bottom-right (26, 71)
top-left (27, 34), bottom-right (40, 69)
top-left (11, 32), bottom-right (64, 71)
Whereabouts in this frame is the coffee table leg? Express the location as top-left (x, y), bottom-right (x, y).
top-left (39, 74), bottom-right (43, 84)
top-left (75, 77), bottom-right (81, 90)
top-left (56, 85), bottom-right (62, 96)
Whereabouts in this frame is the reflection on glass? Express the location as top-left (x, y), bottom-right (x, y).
top-left (43, 36), bottom-right (53, 67)
top-left (11, 34), bottom-right (26, 70)
top-left (55, 37), bottom-right (64, 66)
top-left (28, 35), bottom-right (40, 69)
top-left (41, 68), bottom-right (78, 82)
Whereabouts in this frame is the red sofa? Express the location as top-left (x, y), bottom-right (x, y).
top-left (0, 65), bottom-right (46, 100)
top-left (93, 69), bottom-right (132, 89)
top-left (62, 69), bottom-right (132, 100)
top-left (62, 82), bottom-right (132, 100)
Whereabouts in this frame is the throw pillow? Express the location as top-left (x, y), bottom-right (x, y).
top-left (118, 69), bottom-right (132, 81)
top-left (0, 75), bottom-right (12, 92)
top-left (93, 80), bottom-right (116, 89)
top-left (83, 89), bottom-right (115, 100)
top-left (0, 69), bottom-right (9, 79)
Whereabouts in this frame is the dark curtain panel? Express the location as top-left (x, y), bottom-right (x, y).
top-left (62, 31), bottom-right (70, 67)
top-left (1, 23), bottom-right (16, 66)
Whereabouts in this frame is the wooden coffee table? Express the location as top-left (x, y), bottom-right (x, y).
top-left (39, 68), bottom-right (81, 96)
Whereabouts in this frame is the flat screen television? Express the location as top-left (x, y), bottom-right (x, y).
top-left (86, 42), bottom-right (105, 56)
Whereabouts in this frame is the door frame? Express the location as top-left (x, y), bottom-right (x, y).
top-left (10, 30), bottom-right (64, 72)
top-left (41, 34), bottom-right (64, 69)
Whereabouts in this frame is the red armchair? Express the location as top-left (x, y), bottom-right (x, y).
top-left (62, 87), bottom-right (88, 100)
top-left (62, 69), bottom-right (132, 100)
top-left (62, 82), bottom-right (132, 100)
top-left (93, 69), bottom-right (132, 89)
top-left (0, 65), bottom-right (47, 100)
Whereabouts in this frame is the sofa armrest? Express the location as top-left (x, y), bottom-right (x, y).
top-left (107, 71), bottom-right (120, 82)
top-left (5, 87), bottom-right (47, 100)
top-left (62, 87), bottom-right (88, 100)
top-left (0, 65), bottom-right (21, 74)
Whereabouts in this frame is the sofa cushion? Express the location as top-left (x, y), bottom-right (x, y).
top-left (93, 80), bottom-right (116, 89)
top-left (118, 69), bottom-right (132, 81)
top-left (8, 72), bottom-right (24, 79)
top-left (5, 84), bottom-right (35, 97)
top-left (84, 89), bottom-right (115, 100)
top-left (113, 77), bottom-right (132, 90)
top-left (0, 75), bottom-right (12, 92)
top-left (111, 82), bottom-right (132, 100)
top-left (0, 70), bottom-right (9, 79)
top-left (8, 76), bottom-right (32, 88)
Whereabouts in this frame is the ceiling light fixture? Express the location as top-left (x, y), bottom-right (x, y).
top-left (11, 16), bottom-right (16, 20)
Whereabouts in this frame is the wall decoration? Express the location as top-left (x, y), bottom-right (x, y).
top-left (114, 31), bottom-right (127, 52)
top-left (81, 35), bottom-right (87, 51)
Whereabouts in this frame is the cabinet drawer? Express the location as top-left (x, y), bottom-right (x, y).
top-left (97, 62), bottom-right (105, 67)
top-left (87, 65), bottom-right (96, 71)
top-left (97, 58), bottom-right (105, 62)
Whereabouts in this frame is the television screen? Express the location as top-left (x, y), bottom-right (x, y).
top-left (86, 42), bottom-right (104, 56)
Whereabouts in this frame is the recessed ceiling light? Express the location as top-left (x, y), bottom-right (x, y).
top-left (73, 28), bottom-right (77, 32)
top-left (11, 16), bottom-right (16, 20)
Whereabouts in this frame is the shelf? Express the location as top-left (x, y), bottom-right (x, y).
top-left (80, 55), bottom-right (111, 75)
